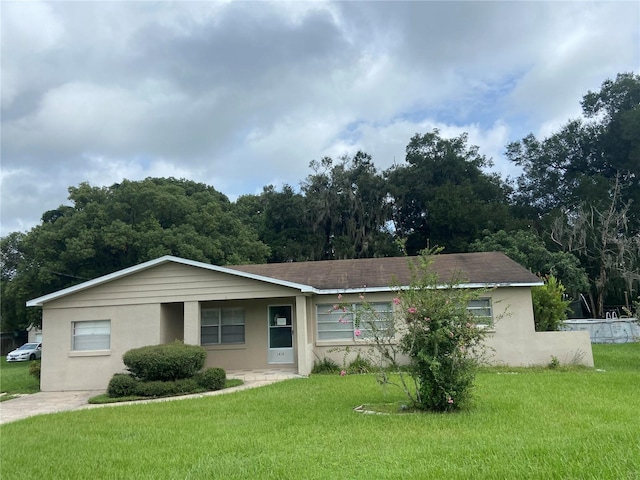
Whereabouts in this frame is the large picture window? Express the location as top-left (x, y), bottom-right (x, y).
top-left (72, 320), bottom-right (110, 351)
top-left (316, 302), bottom-right (393, 341)
top-left (201, 308), bottom-right (245, 345)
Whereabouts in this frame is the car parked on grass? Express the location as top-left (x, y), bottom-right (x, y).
top-left (6, 343), bottom-right (42, 362)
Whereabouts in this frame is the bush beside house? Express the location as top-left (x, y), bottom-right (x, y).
top-left (107, 341), bottom-right (227, 399)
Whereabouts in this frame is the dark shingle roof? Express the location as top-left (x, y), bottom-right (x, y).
top-left (229, 252), bottom-right (541, 290)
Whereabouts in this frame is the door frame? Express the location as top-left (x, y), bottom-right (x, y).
top-left (267, 304), bottom-right (295, 364)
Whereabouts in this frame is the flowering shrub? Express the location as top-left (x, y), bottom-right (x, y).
top-left (335, 249), bottom-right (490, 412)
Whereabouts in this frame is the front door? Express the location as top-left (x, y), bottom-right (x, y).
top-left (268, 305), bottom-right (294, 364)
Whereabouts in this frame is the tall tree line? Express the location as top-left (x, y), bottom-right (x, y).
top-left (2, 73), bottom-right (638, 330)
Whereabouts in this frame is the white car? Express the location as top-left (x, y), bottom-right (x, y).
top-left (6, 342), bottom-right (42, 362)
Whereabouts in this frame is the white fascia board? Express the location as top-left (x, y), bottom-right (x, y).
top-left (314, 282), bottom-right (543, 296)
top-left (26, 255), bottom-right (314, 307)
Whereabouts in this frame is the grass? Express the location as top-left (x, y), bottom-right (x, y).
top-left (0, 358), bottom-right (40, 400)
top-left (1, 343), bottom-right (639, 479)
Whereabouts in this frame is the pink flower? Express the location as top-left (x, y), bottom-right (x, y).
top-left (447, 397), bottom-right (454, 404)
top-left (424, 317), bottom-right (431, 322)
top-left (359, 294), bottom-right (365, 300)
top-left (354, 329), bottom-right (361, 337)
top-left (338, 294), bottom-right (343, 300)
top-left (340, 370), bottom-right (346, 377)
top-left (338, 317), bottom-right (346, 324)
top-left (408, 307), bottom-right (417, 314)
top-left (333, 304), bottom-right (339, 311)
top-left (392, 297), bottom-right (401, 305)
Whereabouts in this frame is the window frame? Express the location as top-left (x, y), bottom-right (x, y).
top-left (71, 319), bottom-right (111, 351)
top-left (316, 302), bottom-right (393, 342)
top-left (467, 298), bottom-right (493, 326)
top-left (201, 307), bottom-right (246, 345)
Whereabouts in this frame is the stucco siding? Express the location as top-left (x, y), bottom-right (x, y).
top-left (160, 303), bottom-right (184, 344)
top-left (41, 304), bottom-right (161, 391)
top-left (312, 287), bottom-right (594, 368)
top-left (45, 263), bottom-right (299, 309)
top-left (484, 287), bottom-right (594, 366)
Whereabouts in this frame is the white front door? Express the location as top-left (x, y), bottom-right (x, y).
top-left (268, 305), bottom-right (294, 364)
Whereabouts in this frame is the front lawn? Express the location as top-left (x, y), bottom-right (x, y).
top-left (1, 343), bottom-right (638, 479)
top-left (0, 358), bottom-right (40, 399)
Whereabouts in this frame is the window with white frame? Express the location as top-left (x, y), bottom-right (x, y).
top-left (467, 298), bottom-right (493, 325)
top-left (72, 320), bottom-right (110, 351)
top-left (316, 302), bottom-right (393, 341)
top-left (201, 308), bottom-right (245, 345)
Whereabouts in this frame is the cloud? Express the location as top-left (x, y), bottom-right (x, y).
top-left (1, 0), bottom-right (638, 235)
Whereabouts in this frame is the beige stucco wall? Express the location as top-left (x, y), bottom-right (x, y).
top-left (160, 303), bottom-right (184, 344)
top-left (41, 293), bottom-right (307, 391)
top-left (38, 262), bottom-right (308, 391)
top-left (41, 303), bottom-right (162, 391)
top-left (484, 287), bottom-right (593, 367)
top-left (200, 297), bottom-right (300, 372)
top-left (312, 288), bottom-right (594, 369)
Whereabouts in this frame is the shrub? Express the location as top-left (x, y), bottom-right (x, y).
top-left (347, 354), bottom-right (373, 374)
top-left (28, 361), bottom-right (41, 380)
top-left (336, 248), bottom-right (489, 412)
top-left (134, 380), bottom-right (178, 397)
top-left (195, 367), bottom-right (226, 391)
top-left (532, 275), bottom-right (571, 331)
top-left (122, 341), bottom-right (206, 381)
top-left (311, 357), bottom-right (340, 374)
top-left (174, 378), bottom-right (202, 394)
top-left (107, 373), bottom-right (138, 397)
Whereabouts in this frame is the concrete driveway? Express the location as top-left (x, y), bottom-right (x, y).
top-left (1, 370), bottom-right (300, 425)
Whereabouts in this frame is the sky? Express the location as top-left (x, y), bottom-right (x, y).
top-left (1, 1), bottom-right (638, 236)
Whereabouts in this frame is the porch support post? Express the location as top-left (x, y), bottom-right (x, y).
top-left (183, 301), bottom-right (200, 346)
top-left (295, 295), bottom-right (312, 376)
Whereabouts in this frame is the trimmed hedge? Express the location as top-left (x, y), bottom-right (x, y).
top-left (194, 367), bottom-right (226, 391)
top-left (107, 373), bottom-right (138, 397)
top-left (133, 378), bottom-right (203, 397)
top-left (122, 341), bottom-right (206, 381)
top-left (107, 342), bottom-right (228, 398)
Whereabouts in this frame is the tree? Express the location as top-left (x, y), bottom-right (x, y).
top-left (234, 185), bottom-right (321, 262)
top-left (301, 152), bottom-right (398, 260)
top-left (1, 178), bottom-right (270, 331)
top-left (470, 229), bottom-right (589, 297)
top-left (508, 73), bottom-right (640, 228)
top-left (386, 130), bottom-right (513, 254)
top-left (550, 175), bottom-right (640, 318)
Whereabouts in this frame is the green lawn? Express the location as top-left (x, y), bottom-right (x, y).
top-left (0, 358), bottom-right (40, 399)
top-left (1, 344), bottom-right (639, 479)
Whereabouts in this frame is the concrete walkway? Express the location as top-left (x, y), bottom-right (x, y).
top-left (0, 370), bottom-right (301, 425)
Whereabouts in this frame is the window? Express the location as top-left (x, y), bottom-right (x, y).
top-left (72, 320), bottom-right (110, 351)
top-left (467, 298), bottom-right (492, 325)
top-left (201, 308), bottom-right (245, 345)
top-left (316, 302), bottom-right (393, 341)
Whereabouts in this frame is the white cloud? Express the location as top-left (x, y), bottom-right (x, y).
top-left (1, 0), bottom-right (637, 236)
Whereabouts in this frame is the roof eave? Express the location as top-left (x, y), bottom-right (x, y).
top-left (313, 281), bottom-right (543, 295)
top-left (26, 255), bottom-right (314, 307)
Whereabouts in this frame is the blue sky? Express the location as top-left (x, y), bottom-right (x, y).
top-left (1, 1), bottom-right (638, 235)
